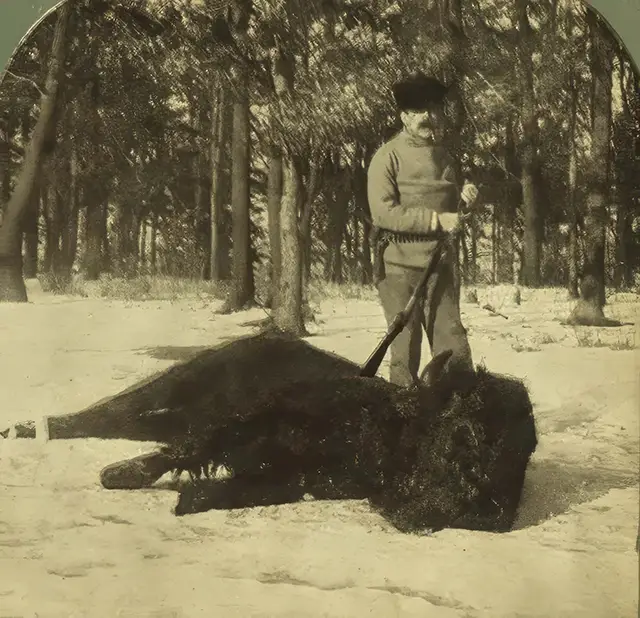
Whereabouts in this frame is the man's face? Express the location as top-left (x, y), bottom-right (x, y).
top-left (400, 105), bottom-right (446, 141)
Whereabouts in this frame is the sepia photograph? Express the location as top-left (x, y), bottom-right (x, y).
top-left (0, 0), bottom-right (638, 616)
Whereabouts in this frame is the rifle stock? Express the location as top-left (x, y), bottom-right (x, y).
top-left (360, 314), bottom-right (406, 378)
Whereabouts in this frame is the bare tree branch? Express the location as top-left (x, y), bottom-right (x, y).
top-left (4, 70), bottom-right (45, 96)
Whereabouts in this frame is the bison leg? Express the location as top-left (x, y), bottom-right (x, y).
top-left (174, 471), bottom-right (306, 516)
top-left (100, 450), bottom-right (176, 490)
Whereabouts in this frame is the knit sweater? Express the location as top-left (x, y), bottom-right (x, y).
top-left (367, 130), bottom-right (459, 272)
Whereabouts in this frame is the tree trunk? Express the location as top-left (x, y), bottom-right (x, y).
top-left (82, 68), bottom-right (109, 279)
top-left (0, 119), bottom-right (11, 210)
top-left (49, 187), bottom-right (65, 277)
top-left (323, 167), bottom-right (350, 284)
top-left (85, 199), bottom-right (106, 280)
top-left (517, 0), bottom-right (542, 287)
top-left (228, 66), bottom-right (254, 309)
top-left (19, 110), bottom-right (38, 278)
top-left (60, 143), bottom-right (79, 275)
top-left (193, 103), bottom-right (210, 280)
top-left (331, 217), bottom-right (346, 284)
top-left (491, 207), bottom-right (497, 284)
top-left (194, 152), bottom-right (205, 277)
top-left (354, 151), bottom-right (373, 284)
top-left (42, 184), bottom-right (59, 275)
top-left (132, 213), bottom-right (142, 267)
top-left (299, 156), bottom-right (324, 289)
top-left (568, 216), bottom-right (580, 297)
top-left (470, 213), bottom-right (478, 284)
top-left (352, 215), bottom-right (360, 283)
top-left (613, 57), bottom-right (636, 290)
top-left (324, 191), bottom-right (345, 284)
top-left (51, 189), bottom-right (67, 279)
top-left (150, 212), bottom-right (158, 274)
top-left (115, 201), bottom-right (136, 276)
top-left (459, 232), bottom-right (470, 285)
top-left (209, 82), bottom-right (232, 282)
top-left (443, 0), bottom-right (467, 161)
top-left (41, 187), bottom-right (52, 273)
top-left (139, 218), bottom-right (147, 270)
top-left (101, 198), bottom-right (110, 273)
top-left (266, 145), bottom-right (283, 309)
top-left (614, 195), bottom-right (633, 290)
top-left (42, 180), bottom-right (71, 285)
top-left (442, 0), bottom-right (468, 291)
top-left (497, 116), bottom-right (519, 283)
top-left (23, 187), bottom-right (39, 278)
top-left (0, 2), bottom-right (71, 301)
top-left (361, 216), bottom-right (372, 285)
top-left (567, 10), bottom-right (614, 325)
top-left (567, 82), bottom-right (580, 297)
top-left (271, 47), bottom-right (307, 334)
top-left (274, 156), bottom-right (306, 335)
top-left (584, 11), bottom-right (613, 308)
top-left (64, 202), bottom-right (79, 275)
top-left (496, 222), bottom-right (515, 283)
top-left (344, 219), bottom-right (352, 266)
top-left (300, 207), bottom-right (313, 287)
top-left (564, 5), bottom-right (580, 298)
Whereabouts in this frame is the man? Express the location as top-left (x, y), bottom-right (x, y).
top-left (368, 71), bottom-right (479, 387)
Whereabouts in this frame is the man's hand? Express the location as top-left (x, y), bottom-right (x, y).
top-left (438, 212), bottom-right (461, 233)
top-left (461, 182), bottom-right (479, 205)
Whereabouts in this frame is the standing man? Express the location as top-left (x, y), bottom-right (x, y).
top-left (368, 71), bottom-right (479, 387)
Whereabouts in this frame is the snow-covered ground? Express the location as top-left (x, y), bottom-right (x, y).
top-left (1, 279), bottom-right (638, 617)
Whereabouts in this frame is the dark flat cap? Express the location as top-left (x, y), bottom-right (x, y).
top-left (392, 72), bottom-right (450, 111)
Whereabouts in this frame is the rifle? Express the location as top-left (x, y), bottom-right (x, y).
top-left (360, 210), bottom-right (470, 379)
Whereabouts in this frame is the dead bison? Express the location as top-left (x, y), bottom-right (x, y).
top-left (34, 331), bottom-right (537, 534)
top-left (164, 358), bottom-right (537, 534)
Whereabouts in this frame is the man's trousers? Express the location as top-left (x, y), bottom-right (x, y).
top-left (377, 244), bottom-right (473, 387)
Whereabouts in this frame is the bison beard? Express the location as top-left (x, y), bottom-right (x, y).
top-left (163, 361), bottom-right (537, 534)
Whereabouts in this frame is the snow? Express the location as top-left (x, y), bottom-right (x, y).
top-left (0, 279), bottom-right (638, 617)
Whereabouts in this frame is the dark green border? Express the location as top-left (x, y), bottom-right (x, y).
top-left (0, 0), bottom-right (638, 77)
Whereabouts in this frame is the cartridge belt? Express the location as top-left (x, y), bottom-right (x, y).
top-left (379, 230), bottom-right (443, 244)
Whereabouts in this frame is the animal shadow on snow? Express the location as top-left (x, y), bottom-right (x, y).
top-left (513, 459), bottom-right (636, 529)
top-left (157, 455), bottom-right (636, 531)
top-left (139, 334), bottom-right (266, 363)
top-left (138, 345), bottom-right (214, 363)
